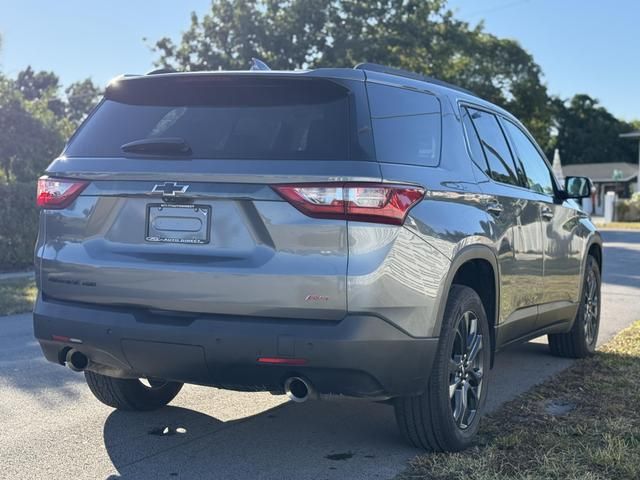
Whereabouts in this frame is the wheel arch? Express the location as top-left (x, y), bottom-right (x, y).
top-left (433, 245), bottom-right (500, 367)
top-left (568, 233), bottom-right (603, 331)
top-left (587, 239), bottom-right (603, 272)
top-left (578, 233), bottom-right (603, 298)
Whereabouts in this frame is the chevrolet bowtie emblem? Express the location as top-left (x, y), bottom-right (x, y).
top-left (151, 182), bottom-right (189, 196)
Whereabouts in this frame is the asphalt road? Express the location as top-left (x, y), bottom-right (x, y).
top-left (1, 230), bottom-right (639, 480)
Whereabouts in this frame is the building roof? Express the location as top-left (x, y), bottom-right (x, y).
top-left (562, 162), bottom-right (638, 182)
top-left (620, 131), bottom-right (640, 139)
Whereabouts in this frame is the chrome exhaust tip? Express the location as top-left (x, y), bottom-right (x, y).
top-left (65, 349), bottom-right (89, 372)
top-left (284, 376), bottom-right (314, 403)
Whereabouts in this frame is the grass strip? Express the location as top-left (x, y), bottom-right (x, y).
top-left (594, 222), bottom-right (640, 230)
top-left (0, 277), bottom-right (36, 316)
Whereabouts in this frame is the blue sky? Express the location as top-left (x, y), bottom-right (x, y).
top-left (0, 0), bottom-right (638, 120)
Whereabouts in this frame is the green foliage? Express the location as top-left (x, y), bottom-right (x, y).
top-left (616, 193), bottom-right (640, 222)
top-left (152, 0), bottom-right (553, 148)
top-left (65, 78), bottom-right (102, 124)
top-left (15, 66), bottom-right (60, 101)
top-left (553, 94), bottom-right (638, 165)
top-left (0, 63), bottom-right (102, 269)
top-left (0, 182), bottom-right (39, 270)
top-left (0, 69), bottom-right (101, 183)
top-left (0, 277), bottom-right (37, 316)
top-left (0, 77), bottom-right (68, 182)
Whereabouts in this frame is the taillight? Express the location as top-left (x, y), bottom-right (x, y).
top-left (273, 183), bottom-right (425, 225)
top-left (36, 176), bottom-right (89, 209)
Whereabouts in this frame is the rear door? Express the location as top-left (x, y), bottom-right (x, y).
top-left (37, 73), bottom-right (379, 321)
top-left (461, 106), bottom-right (544, 343)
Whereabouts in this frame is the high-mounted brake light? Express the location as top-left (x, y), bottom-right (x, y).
top-left (273, 183), bottom-right (425, 225)
top-left (37, 177), bottom-right (89, 209)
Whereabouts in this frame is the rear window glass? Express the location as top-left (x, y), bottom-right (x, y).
top-left (367, 83), bottom-right (441, 166)
top-left (466, 107), bottom-right (521, 187)
top-left (65, 77), bottom-right (352, 160)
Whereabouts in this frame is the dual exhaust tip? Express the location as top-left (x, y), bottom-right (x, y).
top-left (66, 350), bottom-right (316, 403)
top-left (65, 349), bottom-right (89, 372)
top-left (284, 376), bottom-right (315, 403)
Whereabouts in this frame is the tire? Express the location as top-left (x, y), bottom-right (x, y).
top-left (395, 285), bottom-right (491, 451)
top-left (548, 255), bottom-right (601, 358)
top-left (84, 371), bottom-right (183, 411)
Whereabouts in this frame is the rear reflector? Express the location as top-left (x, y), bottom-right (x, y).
top-left (257, 357), bottom-right (307, 366)
top-left (273, 183), bottom-right (424, 225)
top-left (52, 335), bottom-right (83, 344)
top-left (37, 176), bottom-right (88, 209)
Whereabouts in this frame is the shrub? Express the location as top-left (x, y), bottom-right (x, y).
top-left (615, 193), bottom-right (640, 222)
top-left (0, 182), bottom-right (38, 270)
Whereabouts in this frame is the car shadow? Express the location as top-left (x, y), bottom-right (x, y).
top-left (102, 400), bottom-right (417, 479)
top-left (99, 339), bottom-right (579, 479)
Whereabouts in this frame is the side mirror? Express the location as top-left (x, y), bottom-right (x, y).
top-left (564, 176), bottom-right (592, 199)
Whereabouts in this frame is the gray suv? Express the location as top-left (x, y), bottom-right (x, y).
top-left (33, 63), bottom-right (602, 451)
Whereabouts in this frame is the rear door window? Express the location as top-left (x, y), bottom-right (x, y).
top-left (367, 83), bottom-right (441, 166)
top-left (466, 107), bottom-right (521, 187)
top-left (461, 108), bottom-right (488, 171)
top-left (65, 77), bottom-right (357, 160)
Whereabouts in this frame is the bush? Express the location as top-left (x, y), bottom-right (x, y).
top-left (0, 182), bottom-right (38, 270)
top-left (615, 193), bottom-right (640, 222)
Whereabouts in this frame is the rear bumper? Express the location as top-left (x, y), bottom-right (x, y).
top-left (34, 295), bottom-right (439, 398)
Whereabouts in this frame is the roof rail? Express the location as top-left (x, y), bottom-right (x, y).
top-left (354, 63), bottom-right (477, 97)
top-left (146, 68), bottom-right (176, 75)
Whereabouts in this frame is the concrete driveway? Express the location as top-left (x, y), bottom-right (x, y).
top-left (2, 230), bottom-right (639, 479)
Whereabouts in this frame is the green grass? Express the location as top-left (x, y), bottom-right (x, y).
top-left (594, 221), bottom-right (640, 230)
top-left (401, 321), bottom-right (640, 480)
top-left (0, 277), bottom-right (37, 316)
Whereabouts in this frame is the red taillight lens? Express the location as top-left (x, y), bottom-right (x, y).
top-left (36, 177), bottom-right (89, 209)
top-left (273, 183), bottom-right (424, 225)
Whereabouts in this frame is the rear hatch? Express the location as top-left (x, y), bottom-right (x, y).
top-left (37, 71), bottom-right (380, 321)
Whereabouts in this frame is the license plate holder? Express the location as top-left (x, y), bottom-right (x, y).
top-left (145, 204), bottom-right (211, 244)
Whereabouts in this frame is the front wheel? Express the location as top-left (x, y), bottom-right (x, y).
top-left (548, 255), bottom-right (601, 358)
top-left (395, 285), bottom-right (491, 451)
top-left (85, 371), bottom-right (183, 411)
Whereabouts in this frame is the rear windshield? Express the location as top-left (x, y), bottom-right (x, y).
top-left (65, 76), bottom-right (354, 160)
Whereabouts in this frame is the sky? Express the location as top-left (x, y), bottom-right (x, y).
top-left (0, 0), bottom-right (638, 121)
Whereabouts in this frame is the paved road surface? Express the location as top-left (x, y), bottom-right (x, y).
top-left (1, 230), bottom-right (639, 479)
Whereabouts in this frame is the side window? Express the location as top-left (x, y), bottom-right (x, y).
top-left (461, 108), bottom-right (489, 171)
top-left (466, 107), bottom-right (521, 187)
top-left (367, 83), bottom-right (441, 166)
top-left (502, 120), bottom-right (555, 196)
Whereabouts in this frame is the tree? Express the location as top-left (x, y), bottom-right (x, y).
top-left (15, 66), bottom-right (66, 117)
top-left (152, 0), bottom-right (553, 148)
top-left (0, 76), bottom-right (68, 181)
top-left (15, 66), bottom-right (60, 100)
top-left (13, 66), bottom-right (101, 126)
top-left (65, 78), bottom-right (102, 124)
top-left (553, 94), bottom-right (638, 165)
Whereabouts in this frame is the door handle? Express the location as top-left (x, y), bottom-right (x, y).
top-left (486, 201), bottom-right (504, 217)
top-left (541, 206), bottom-right (554, 221)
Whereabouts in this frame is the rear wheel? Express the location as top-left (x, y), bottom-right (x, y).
top-left (395, 285), bottom-right (491, 451)
top-left (548, 255), bottom-right (601, 358)
top-left (85, 371), bottom-right (183, 411)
